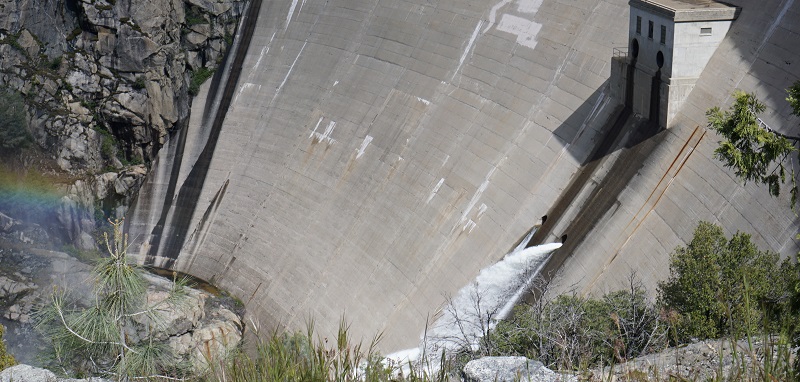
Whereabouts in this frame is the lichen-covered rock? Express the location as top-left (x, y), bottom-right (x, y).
top-left (0, 274), bottom-right (35, 302)
top-left (124, 273), bottom-right (243, 373)
top-left (0, 213), bottom-right (17, 233)
top-left (129, 274), bottom-right (208, 342)
top-left (596, 339), bottom-right (783, 381)
top-left (168, 308), bottom-right (243, 371)
top-left (0, 364), bottom-right (112, 381)
top-left (463, 357), bottom-right (577, 382)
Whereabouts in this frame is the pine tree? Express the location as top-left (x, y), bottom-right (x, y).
top-left (37, 219), bottom-right (190, 380)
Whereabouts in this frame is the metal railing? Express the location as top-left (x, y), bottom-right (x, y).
top-left (613, 47), bottom-right (628, 58)
top-left (747, 106), bottom-right (776, 133)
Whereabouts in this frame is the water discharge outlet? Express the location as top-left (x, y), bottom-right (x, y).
top-left (386, 240), bottom-right (562, 372)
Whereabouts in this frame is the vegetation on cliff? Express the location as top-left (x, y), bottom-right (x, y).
top-left (0, 324), bottom-right (16, 371)
top-left (488, 221), bottom-right (799, 379)
top-left (0, 88), bottom-right (30, 152)
top-left (490, 276), bottom-right (667, 370)
top-left (658, 221), bottom-right (798, 344)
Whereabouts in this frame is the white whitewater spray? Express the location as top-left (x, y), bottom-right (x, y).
top-left (386, 234), bottom-right (561, 371)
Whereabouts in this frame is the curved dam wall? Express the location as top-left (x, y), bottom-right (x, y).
top-left (127, 0), bottom-right (800, 350)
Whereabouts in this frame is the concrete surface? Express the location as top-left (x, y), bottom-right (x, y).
top-left (126, 0), bottom-right (800, 351)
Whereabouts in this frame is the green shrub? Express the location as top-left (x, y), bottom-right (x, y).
top-left (0, 89), bottom-right (31, 151)
top-left (66, 28), bottom-right (83, 41)
top-left (491, 277), bottom-right (666, 370)
top-left (203, 321), bottom-right (411, 382)
top-left (185, 6), bottom-right (206, 27)
top-left (47, 56), bottom-right (62, 70)
top-left (188, 67), bottom-right (215, 96)
top-left (132, 76), bottom-right (146, 90)
top-left (0, 324), bottom-right (16, 371)
top-left (98, 127), bottom-right (116, 160)
top-left (657, 221), bottom-right (799, 343)
top-left (61, 244), bottom-right (103, 264)
top-left (80, 99), bottom-right (97, 110)
top-left (2, 33), bottom-right (23, 54)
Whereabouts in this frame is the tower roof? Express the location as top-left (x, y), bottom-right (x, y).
top-left (630, 0), bottom-right (739, 22)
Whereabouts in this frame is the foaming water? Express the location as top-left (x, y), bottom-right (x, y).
top-left (386, 238), bottom-right (562, 370)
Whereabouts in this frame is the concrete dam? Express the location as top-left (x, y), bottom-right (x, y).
top-left (126, 0), bottom-right (800, 350)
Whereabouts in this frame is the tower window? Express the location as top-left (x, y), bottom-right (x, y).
top-left (648, 20), bottom-right (654, 39)
top-left (700, 27), bottom-right (712, 35)
top-left (636, 16), bottom-right (642, 35)
top-left (660, 25), bottom-right (666, 44)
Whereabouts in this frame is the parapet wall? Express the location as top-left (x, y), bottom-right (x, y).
top-left (127, 0), bottom-right (800, 351)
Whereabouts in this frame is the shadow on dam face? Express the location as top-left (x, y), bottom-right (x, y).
top-left (125, 0), bottom-right (800, 351)
top-left (133, 0), bottom-right (264, 268)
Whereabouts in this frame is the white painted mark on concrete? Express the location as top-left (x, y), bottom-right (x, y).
top-left (462, 204), bottom-right (488, 232)
top-left (273, 40), bottom-right (308, 102)
top-left (416, 97), bottom-right (431, 105)
top-left (477, 203), bottom-right (488, 218)
top-left (333, 80), bottom-right (339, 86)
top-left (253, 32), bottom-right (276, 71)
top-left (235, 82), bottom-right (261, 103)
top-left (254, 46), bottom-right (268, 70)
top-left (517, 0), bottom-right (544, 14)
top-left (356, 135), bottom-right (373, 159)
top-left (463, 219), bottom-right (477, 233)
top-left (573, 90), bottom-right (608, 142)
top-left (453, 21), bottom-right (484, 80)
top-left (427, 178), bottom-right (445, 203)
top-left (285, 0), bottom-right (299, 30)
top-left (441, 154), bottom-right (450, 167)
top-left (459, 167), bottom-right (496, 226)
top-left (299, 0), bottom-right (307, 13)
top-left (484, 0), bottom-right (544, 50)
top-left (484, 0), bottom-right (512, 33)
top-left (308, 117), bottom-right (323, 139)
top-left (310, 117), bottom-right (324, 139)
top-left (310, 121), bottom-right (336, 144)
top-left (497, 14), bottom-right (542, 50)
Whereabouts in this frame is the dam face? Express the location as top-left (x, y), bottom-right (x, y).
top-left (128, 0), bottom-right (800, 350)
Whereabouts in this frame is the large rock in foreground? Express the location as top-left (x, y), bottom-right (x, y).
top-left (0, 364), bottom-right (110, 382)
top-left (463, 357), bottom-right (577, 382)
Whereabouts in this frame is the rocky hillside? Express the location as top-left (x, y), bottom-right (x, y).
top-left (0, 215), bottom-right (243, 372)
top-left (0, 0), bottom-right (244, 248)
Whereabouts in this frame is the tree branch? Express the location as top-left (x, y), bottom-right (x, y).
top-left (54, 303), bottom-right (140, 355)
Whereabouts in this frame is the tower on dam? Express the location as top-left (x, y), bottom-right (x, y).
top-left (627, 0), bottom-right (738, 127)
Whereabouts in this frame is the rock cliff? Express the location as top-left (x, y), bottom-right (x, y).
top-left (0, 0), bottom-right (244, 248)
